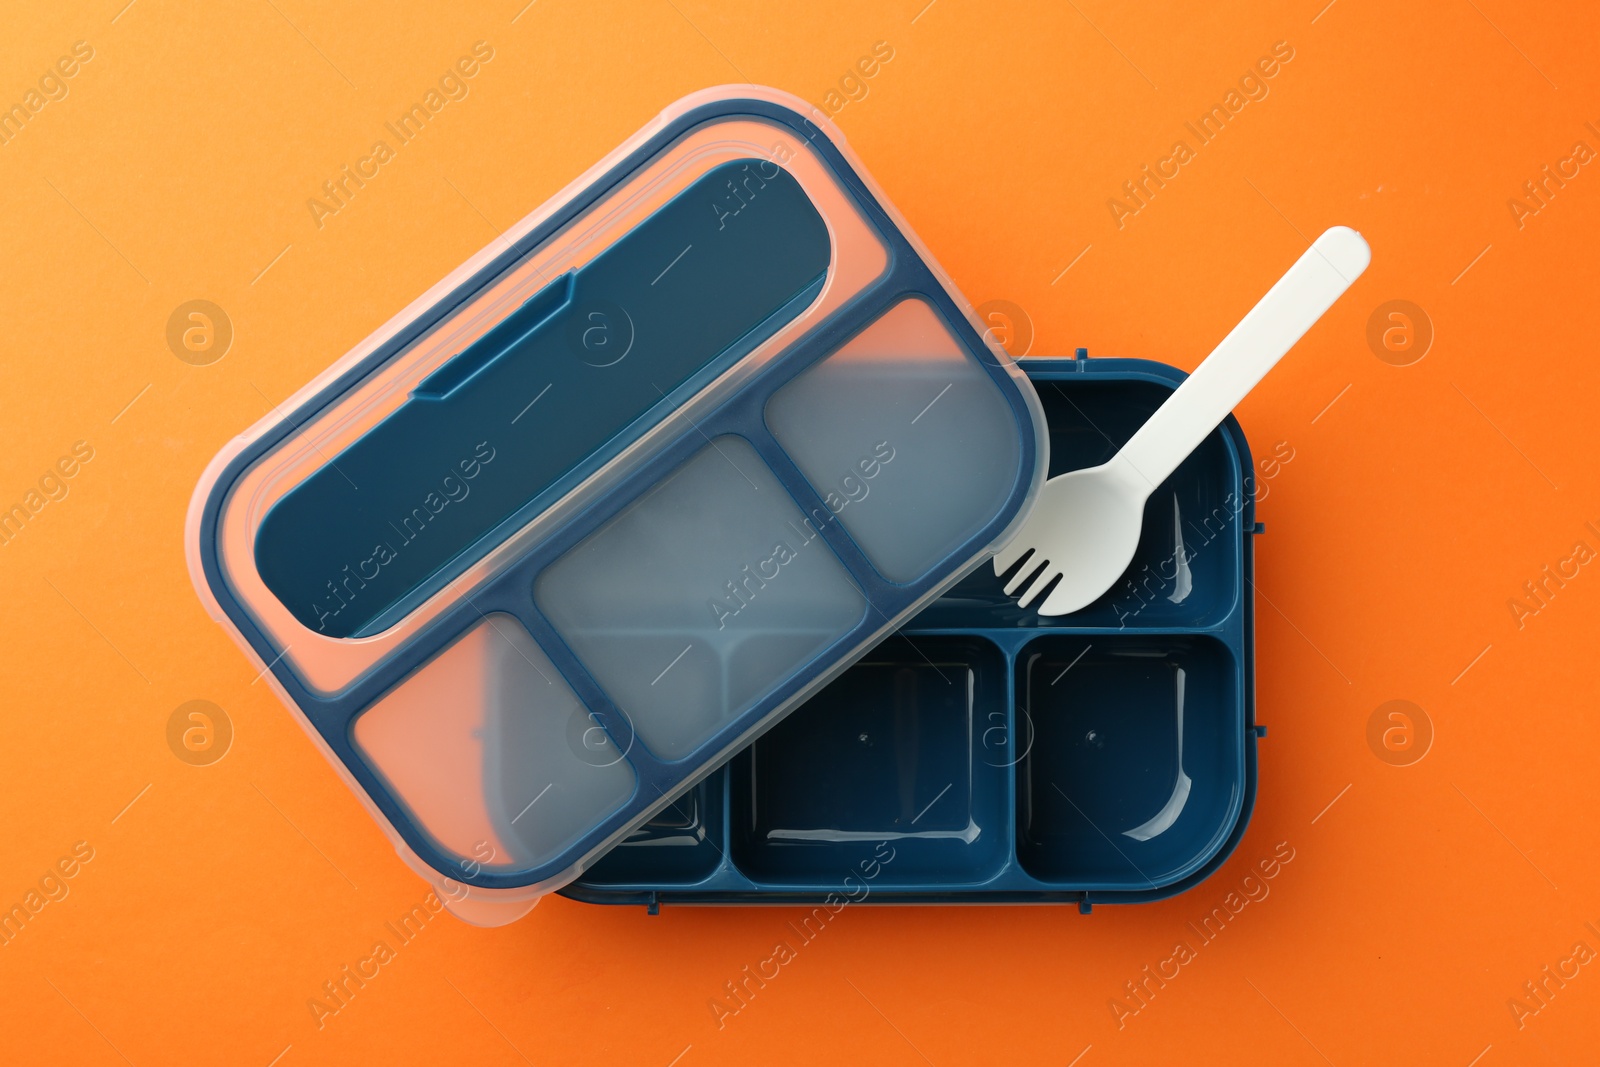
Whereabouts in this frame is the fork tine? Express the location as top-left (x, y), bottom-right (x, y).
top-left (1015, 568), bottom-right (1056, 608)
top-left (1014, 561), bottom-right (1057, 608)
top-left (1001, 552), bottom-right (1042, 596)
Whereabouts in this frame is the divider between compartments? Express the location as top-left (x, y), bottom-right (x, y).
top-left (469, 590), bottom-right (665, 803)
top-left (735, 420), bottom-right (897, 608)
top-left (716, 764), bottom-right (739, 889)
top-left (715, 764), bottom-right (765, 892)
top-left (998, 627), bottom-right (1025, 882)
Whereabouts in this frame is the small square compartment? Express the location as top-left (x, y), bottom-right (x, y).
top-left (1016, 635), bottom-right (1243, 889)
top-left (729, 636), bottom-right (1008, 886)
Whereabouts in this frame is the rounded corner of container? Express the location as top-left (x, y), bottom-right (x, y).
top-left (433, 878), bottom-right (544, 927)
top-left (185, 434), bottom-right (250, 624)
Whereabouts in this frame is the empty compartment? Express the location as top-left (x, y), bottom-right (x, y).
top-left (573, 775), bottom-right (725, 886)
top-left (535, 435), bottom-right (866, 762)
top-left (764, 298), bottom-right (1023, 584)
top-left (1016, 635), bottom-right (1242, 888)
top-left (730, 636), bottom-right (1008, 885)
top-left (925, 377), bottom-right (1242, 630)
top-left (353, 614), bottom-right (637, 875)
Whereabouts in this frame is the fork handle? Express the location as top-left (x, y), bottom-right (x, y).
top-left (1113, 226), bottom-right (1370, 492)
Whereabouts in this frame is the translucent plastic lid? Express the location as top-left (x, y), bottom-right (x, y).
top-left (187, 86), bottom-right (1047, 925)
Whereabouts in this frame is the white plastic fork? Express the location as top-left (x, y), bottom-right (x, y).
top-left (994, 226), bottom-right (1371, 616)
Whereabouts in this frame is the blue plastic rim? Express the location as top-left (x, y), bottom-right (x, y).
top-left (561, 355), bottom-right (1262, 907)
top-left (193, 97), bottom-right (1045, 892)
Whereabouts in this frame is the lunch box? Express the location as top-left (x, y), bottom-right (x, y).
top-left (185, 87), bottom-right (1047, 925)
top-left (562, 354), bottom-right (1263, 908)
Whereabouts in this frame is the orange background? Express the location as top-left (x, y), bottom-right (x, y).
top-left (2, 0), bottom-right (1598, 1063)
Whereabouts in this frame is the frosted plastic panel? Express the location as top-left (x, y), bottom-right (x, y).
top-left (536, 436), bottom-right (866, 761)
top-left (765, 299), bottom-right (1023, 583)
top-left (353, 614), bottom-right (636, 870)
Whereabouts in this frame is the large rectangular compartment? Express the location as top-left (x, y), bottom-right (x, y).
top-left (562, 355), bottom-right (1262, 907)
